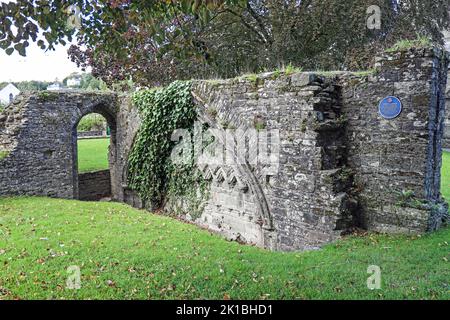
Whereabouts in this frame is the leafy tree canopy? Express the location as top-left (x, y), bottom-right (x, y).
top-left (1, 0), bottom-right (449, 87)
top-left (0, 80), bottom-right (52, 92)
top-left (0, 0), bottom-right (239, 55)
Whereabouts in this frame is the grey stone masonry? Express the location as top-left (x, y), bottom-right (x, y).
top-left (190, 72), bottom-right (354, 250)
top-left (78, 130), bottom-right (107, 138)
top-left (0, 48), bottom-right (448, 251)
top-left (187, 47), bottom-right (449, 250)
top-left (0, 91), bottom-right (119, 199)
top-left (78, 170), bottom-right (111, 201)
top-left (442, 70), bottom-right (450, 148)
top-left (339, 48), bottom-right (449, 234)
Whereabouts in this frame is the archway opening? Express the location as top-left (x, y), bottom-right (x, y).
top-left (75, 112), bottom-right (114, 201)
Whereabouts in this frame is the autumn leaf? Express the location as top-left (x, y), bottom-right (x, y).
top-left (106, 280), bottom-right (116, 287)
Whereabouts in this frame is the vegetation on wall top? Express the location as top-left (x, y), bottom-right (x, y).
top-left (385, 36), bottom-right (432, 53)
top-left (0, 150), bottom-right (10, 161)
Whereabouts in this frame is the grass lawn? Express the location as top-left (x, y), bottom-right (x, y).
top-left (0, 197), bottom-right (449, 300)
top-left (441, 151), bottom-right (450, 201)
top-left (77, 138), bottom-right (110, 173)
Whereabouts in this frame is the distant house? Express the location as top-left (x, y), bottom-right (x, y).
top-left (47, 83), bottom-right (63, 91)
top-left (67, 77), bottom-right (81, 88)
top-left (0, 83), bottom-right (20, 105)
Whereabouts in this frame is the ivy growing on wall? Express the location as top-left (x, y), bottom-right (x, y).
top-left (127, 81), bottom-right (209, 215)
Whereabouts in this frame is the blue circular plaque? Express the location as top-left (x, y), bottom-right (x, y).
top-left (378, 96), bottom-right (402, 119)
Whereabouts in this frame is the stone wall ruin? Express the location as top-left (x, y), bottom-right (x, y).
top-left (0, 47), bottom-right (449, 251)
top-left (0, 91), bottom-right (119, 199)
top-left (78, 169), bottom-right (111, 201)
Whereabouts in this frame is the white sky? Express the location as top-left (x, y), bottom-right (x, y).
top-left (0, 0), bottom-right (83, 82)
top-left (0, 42), bottom-right (83, 82)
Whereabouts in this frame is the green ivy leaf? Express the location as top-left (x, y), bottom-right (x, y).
top-left (127, 80), bottom-right (206, 210)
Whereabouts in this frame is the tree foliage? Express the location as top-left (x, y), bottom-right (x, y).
top-left (77, 113), bottom-right (107, 132)
top-left (61, 72), bottom-right (109, 90)
top-left (0, 80), bottom-right (52, 92)
top-left (1, 0), bottom-right (449, 86)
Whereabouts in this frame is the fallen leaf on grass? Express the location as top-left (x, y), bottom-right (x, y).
top-left (0, 287), bottom-right (11, 297)
top-left (106, 280), bottom-right (116, 287)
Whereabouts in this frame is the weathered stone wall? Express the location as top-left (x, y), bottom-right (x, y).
top-left (442, 72), bottom-right (450, 148)
top-left (78, 170), bottom-right (111, 201)
top-left (190, 73), bottom-right (355, 250)
top-left (0, 91), bottom-right (118, 199)
top-left (440, 28), bottom-right (450, 148)
top-left (0, 48), bottom-right (448, 252)
top-left (339, 48), bottom-right (449, 234)
top-left (78, 130), bottom-right (107, 138)
top-left (187, 47), bottom-right (449, 250)
top-left (113, 95), bottom-right (143, 206)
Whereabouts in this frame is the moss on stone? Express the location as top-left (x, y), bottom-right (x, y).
top-left (338, 167), bottom-right (354, 181)
top-left (271, 69), bottom-right (282, 80)
top-left (38, 91), bottom-right (59, 102)
top-left (385, 37), bottom-right (432, 53)
top-left (315, 71), bottom-right (345, 78)
top-left (237, 65), bottom-right (302, 85)
top-left (0, 150), bottom-right (10, 161)
top-left (348, 78), bottom-right (363, 86)
top-left (394, 189), bottom-right (430, 209)
top-left (220, 119), bottom-right (230, 129)
top-left (315, 69), bottom-right (376, 79)
top-left (284, 64), bottom-right (303, 76)
top-left (336, 115), bottom-right (348, 125)
top-left (242, 74), bottom-right (262, 87)
top-left (300, 119), bottom-right (308, 132)
top-left (205, 79), bottom-right (225, 87)
top-left (254, 122), bottom-right (266, 131)
top-left (352, 69), bottom-right (376, 77)
top-left (206, 107), bottom-right (218, 120)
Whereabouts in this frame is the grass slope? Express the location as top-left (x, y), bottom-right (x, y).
top-left (0, 197), bottom-right (449, 300)
top-left (441, 151), bottom-right (450, 201)
top-left (77, 138), bottom-right (110, 173)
